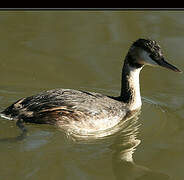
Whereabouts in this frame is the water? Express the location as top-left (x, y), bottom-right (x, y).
top-left (0, 11), bottom-right (184, 180)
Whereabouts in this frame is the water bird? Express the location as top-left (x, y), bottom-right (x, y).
top-left (0, 38), bottom-right (182, 135)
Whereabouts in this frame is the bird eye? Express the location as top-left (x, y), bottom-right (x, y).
top-left (149, 54), bottom-right (155, 60)
top-left (149, 53), bottom-right (161, 61)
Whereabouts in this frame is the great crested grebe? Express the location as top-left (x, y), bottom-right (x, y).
top-left (0, 38), bottom-right (182, 135)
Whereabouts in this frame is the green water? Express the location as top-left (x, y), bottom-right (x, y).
top-left (0, 11), bottom-right (184, 180)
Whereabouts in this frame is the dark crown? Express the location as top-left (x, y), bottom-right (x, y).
top-left (132, 38), bottom-right (162, 55)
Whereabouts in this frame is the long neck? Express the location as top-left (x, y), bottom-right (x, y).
top-left (120, 57), bottom-right (142, 111)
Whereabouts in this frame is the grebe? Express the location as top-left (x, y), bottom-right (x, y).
top-left (0, 38), bottom-right (182, 135)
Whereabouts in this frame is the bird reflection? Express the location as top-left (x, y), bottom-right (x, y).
top-left (62, 110), bottom-right (171, 180)
top-left (0, 109), bottom-right (172, 180)
top-left (111, 114), bottom-right (171, 180)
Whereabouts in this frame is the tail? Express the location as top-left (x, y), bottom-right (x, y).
top-left (0, 112), bottom-right (13, 120)
top-left (0, 112), bottom-right (28, 141)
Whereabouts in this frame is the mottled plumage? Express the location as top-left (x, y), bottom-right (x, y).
top-left (1, 89), bottom-right (128, 133)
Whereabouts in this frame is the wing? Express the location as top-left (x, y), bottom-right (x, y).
top-left (1, 88), bottom-right (124, 127)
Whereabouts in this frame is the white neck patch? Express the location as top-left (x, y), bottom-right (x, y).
top-left (128, 65), bottom-right (142, 110)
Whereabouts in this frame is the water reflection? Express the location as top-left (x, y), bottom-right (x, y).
top-left (0, 110), bottom-right (172, 179)
top-left (60, 112), bottom-right (171, 180)
top-left (111, 117), bottom-right (171, 180)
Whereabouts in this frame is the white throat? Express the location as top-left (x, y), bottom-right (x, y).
top-left (127, 65), bottom-right (142, 111)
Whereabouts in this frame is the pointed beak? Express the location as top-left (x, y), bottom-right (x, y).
top-left (157, 57), bottom-right (182, 73)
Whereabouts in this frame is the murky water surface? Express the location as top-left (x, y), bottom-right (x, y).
top-left (0, 11), bottom-right (184, 180)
